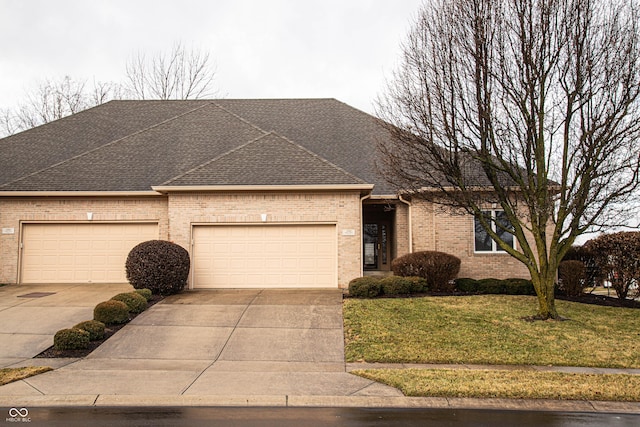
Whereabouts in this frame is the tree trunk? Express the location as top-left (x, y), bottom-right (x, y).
top-left (532, 274), bottom-right (560, 320)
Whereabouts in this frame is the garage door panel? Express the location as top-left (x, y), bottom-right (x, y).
top-left (193, 224), bottom-right (337, 289)
top-left (21, 223), bottom-right (158, 284)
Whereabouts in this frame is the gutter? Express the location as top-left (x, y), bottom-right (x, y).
top-left (398, 194), bottom-right (413, 253)
top-left (360, 191), bottom-right (372, 277)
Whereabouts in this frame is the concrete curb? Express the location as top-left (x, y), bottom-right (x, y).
top-left (0, 395), bottom-right (640, 415)
top-left (1, 394), bottom-right (639, 413)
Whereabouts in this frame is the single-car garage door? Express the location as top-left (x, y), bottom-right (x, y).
top-left (21, 223), bottom-right (158, 283)
top-left (192, 224), bottom-right (337, 289)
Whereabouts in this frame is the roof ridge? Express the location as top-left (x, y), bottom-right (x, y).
top-left (271, 131), bottom-right (368, 184)
top-left (159, 131), bottom-right (272, 185)
top-left (0, 102), bottom-right (217, 189)
top-left (210, 101), bottom-right (271, 134)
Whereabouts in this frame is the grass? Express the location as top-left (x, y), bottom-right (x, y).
top-left (343, 295), bottom-right (640, 368)
top-left (0, 366), bottom-right (52, 386)
top-left (352, 368), bottom-right (640, 401)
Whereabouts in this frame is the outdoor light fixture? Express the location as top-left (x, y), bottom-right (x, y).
top-left (261, 213), bottom-right (267, 222)
top-left (87, 212), bottom-right (93, 221)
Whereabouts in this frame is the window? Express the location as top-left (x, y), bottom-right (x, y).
top-left (474, 210), bottom-right (515, 252)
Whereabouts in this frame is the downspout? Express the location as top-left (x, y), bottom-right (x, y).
top-left (360, 191), bottom-right (372, 277)
top-left (398, 194), bottom-right (413, 253)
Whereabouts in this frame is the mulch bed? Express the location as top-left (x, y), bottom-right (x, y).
top-left (35, 294), bottom-right (165, 359)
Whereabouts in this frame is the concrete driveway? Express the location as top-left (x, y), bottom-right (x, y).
top-left (0, 283), bottom-right (133, 364)
top-left (0, 288), bottom-right (401, 401)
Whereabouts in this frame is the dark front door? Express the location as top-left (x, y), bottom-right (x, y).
top-left (363, 221), bottom-right (391, 271)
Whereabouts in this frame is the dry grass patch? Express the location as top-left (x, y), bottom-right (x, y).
top-left (352, 369), bottom-right (640, 401)
top-left (0, 366), bottom-right (52, 386)
top-left (344, 295), bottom-right (640, 368)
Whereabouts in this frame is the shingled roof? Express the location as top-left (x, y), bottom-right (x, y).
top-left (0, 99), bottom-right (393, 194)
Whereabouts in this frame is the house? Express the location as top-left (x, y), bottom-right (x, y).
top-left (0, 99), bottom-right (530, 288)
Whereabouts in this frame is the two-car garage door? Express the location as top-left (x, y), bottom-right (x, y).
top-left (20, 223), bottom-right (158, 283)
top-left (192, 224), bottom-right (337, 288)
top-left (20, 222), bottom-right (337, 288)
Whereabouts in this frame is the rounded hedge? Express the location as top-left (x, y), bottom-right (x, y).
top-left (94, 300), bottom-right (130, 325)
top-left (348, 277), bottom-right (382, 298)
top-left (126, 240), bottom-right (190, 296)
top-left (391, 251), bottom-right (461, 291)
top-left (134, 288), bottom-right (153, 302)
top-left (380, 276), bottom-right (413, 295)
top-left (73, 320), bottom-right (106, 341)
top-left (54, 328), bottom-right (90, 350)
top-left (111, 292), bottom-right (147, 314)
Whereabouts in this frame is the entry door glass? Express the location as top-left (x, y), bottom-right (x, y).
top-left (363, 224), bottom-right (378, 269)
top-left (363, 222), bottom-right (390, 270)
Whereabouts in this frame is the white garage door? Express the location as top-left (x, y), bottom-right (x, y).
top-left (192, 224), bottom-right (337, 289)
top-left (21, 223), bottom-right (158, 283)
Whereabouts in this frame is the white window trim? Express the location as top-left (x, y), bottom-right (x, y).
top-left (473, 210), bottom-right (516, 253)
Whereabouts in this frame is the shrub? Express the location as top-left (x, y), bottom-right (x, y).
top-left (73, 320), bottom-right (105, 341)
top-left (455, 278), bottom-right (479, 293)
top-left (380, 276), bottom-right (414, 295)
top-left (391, 251), bottom-right (461, 291)
top-left (476, 278), bottom-right (506, 294)
top-left (348, 277), bottom-right (382, 298)
top-left (94, 300), bottom-right (130, 325)
top-left (111, 292), bottom-right (147, 314)
top-left (585, 231), bottom-right (640, 299)
top-left (134, 288), bottom-right (153, 301)
top-left (558, 260), bottom-right (586, 297)
top-left (563, 245), bottom-right (601, 287)
top-left (54, 328), bottom-right (90, 350)
top-left (125, 240), bottom-right (190, 296)
top-left (502, 278), bottom-right (535, 295)
top-left (405, 276), bottom-right (428, 293)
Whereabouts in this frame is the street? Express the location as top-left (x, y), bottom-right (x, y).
top-left (8, 406), bottom-right (639, 426)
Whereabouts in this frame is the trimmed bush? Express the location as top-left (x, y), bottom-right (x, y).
top-left (558, 260), bottom-right (586, 297)
top-left (476, 278), bottom-right (506, 294)
top-left (348, 277), bottom-right (382, 298)
top-left (111, 292), bottom-right (147, 314)
top-left (134, 288), bottom-right (153, 301)
top-left (503, 278), bottom-right (535, 295)
top-left (54, 328), bottom-right (90, 350)
top-left (455, 278), bottom-right (479, 293)
top-left (391, 251), bottom-right (460, 291)
top-left (585, 231), bottom-right (640, 299)
top-left (380, 276), bottom-right (413, 295)
top-left (126, 240), bottom-right (190, 296)
top-left (73, 320), bottom-right (105, 341)
top-left (405, 276), bottom-right (428, 293)
top-left (94, 300), bottom-right (130, 325)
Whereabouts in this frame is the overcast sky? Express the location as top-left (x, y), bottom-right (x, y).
top-left (0, 0), bottom-right (423, 114)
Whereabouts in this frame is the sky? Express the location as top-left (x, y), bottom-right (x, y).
top-left (0, 0), bottom-right (423, 114)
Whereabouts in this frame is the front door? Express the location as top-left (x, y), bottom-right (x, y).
top-left (363, 221), bottom-right (391, 271)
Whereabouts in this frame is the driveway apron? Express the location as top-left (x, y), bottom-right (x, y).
top-left (5, 289), bottom-right (400, 398)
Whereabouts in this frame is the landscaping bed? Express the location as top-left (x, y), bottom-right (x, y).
top-left (35, 294), bottom-right (164, 359)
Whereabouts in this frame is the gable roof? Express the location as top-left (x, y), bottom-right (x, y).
top-left (0, 99), bottom-right (393, 194)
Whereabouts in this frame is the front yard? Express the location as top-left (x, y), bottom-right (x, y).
top-left (344, 295), bottom-right (640, 401)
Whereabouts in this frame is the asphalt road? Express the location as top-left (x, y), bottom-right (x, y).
top-left (7, 407), bottom-right (639, 426)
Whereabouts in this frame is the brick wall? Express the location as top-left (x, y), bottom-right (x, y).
top-left (404, 199), bottom-right (532, 280)
top-left (0, 197), bottom-right (168, 283)
top-left (167, 190), bottom-right (363, 288)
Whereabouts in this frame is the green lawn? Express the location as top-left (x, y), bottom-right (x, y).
top-left (343, 295), bottom-right (640, 368)
top-left (352, 368), bottom-right (640, 401)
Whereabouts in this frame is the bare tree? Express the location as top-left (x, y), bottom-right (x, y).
top-left (0, 76), bottom-right (119, 136)
top-left (124, 43), bottom-right (217, 100)
top-left (377, 0), bottom-right (640, 319)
